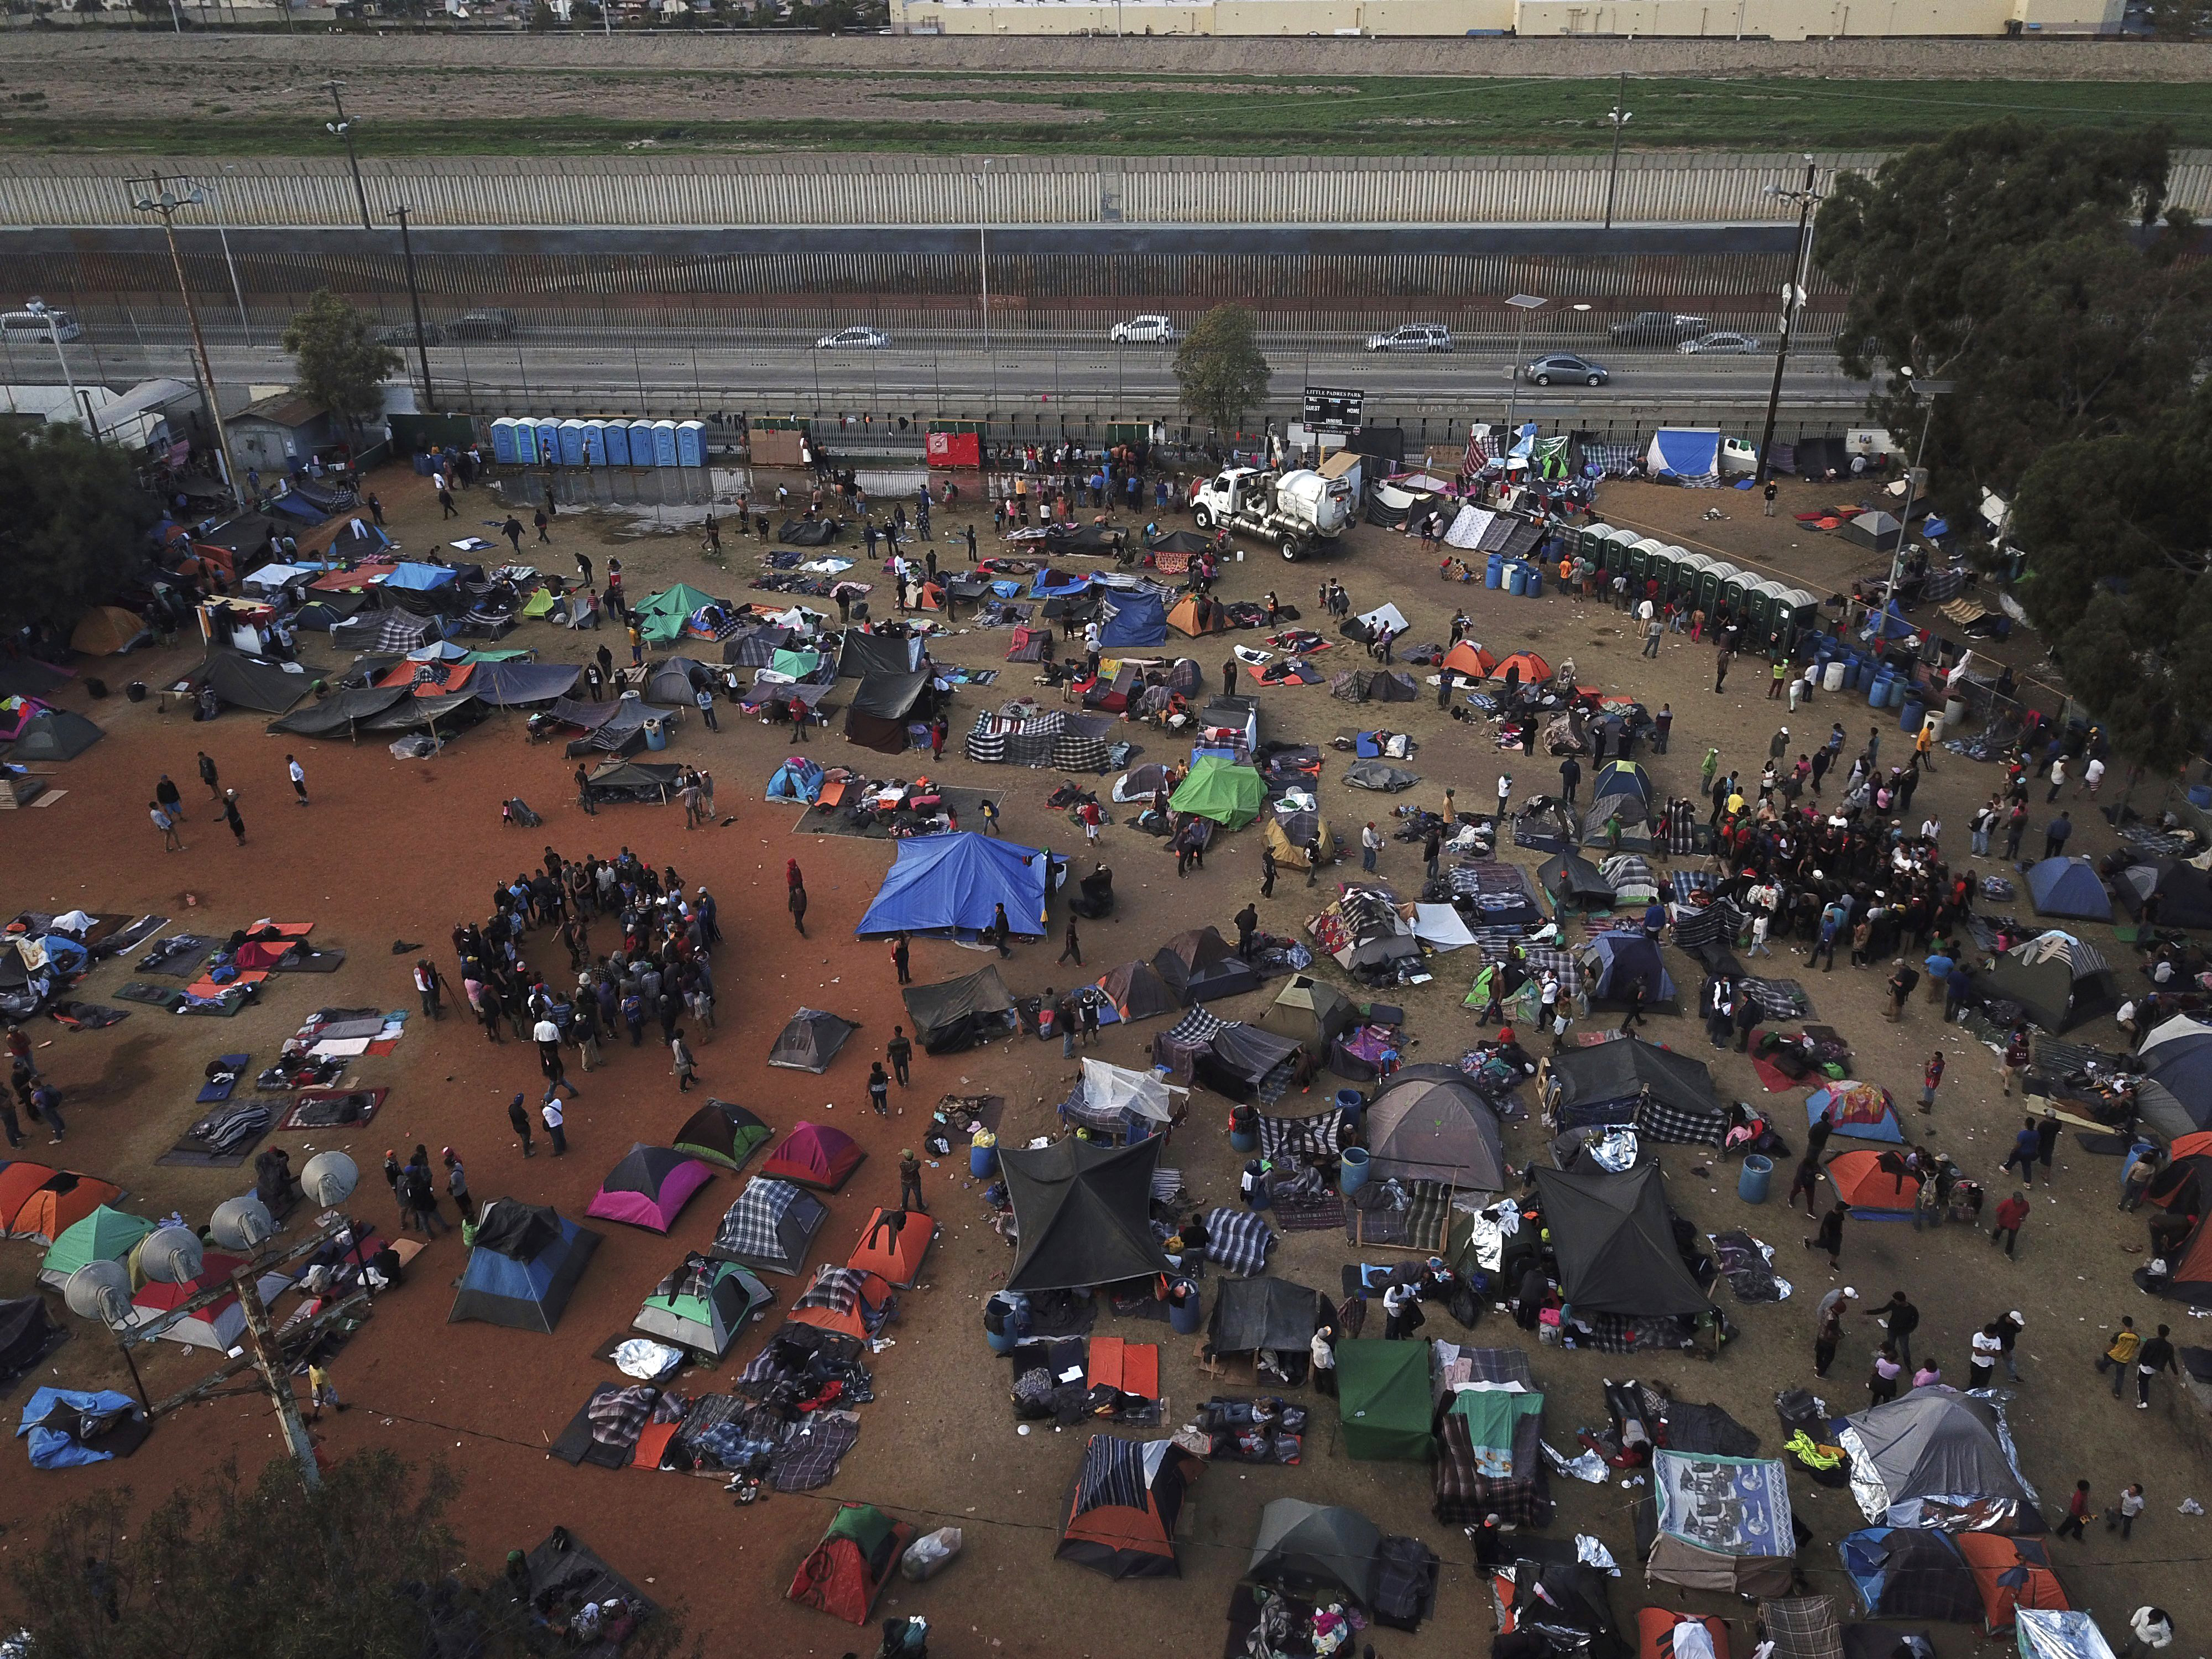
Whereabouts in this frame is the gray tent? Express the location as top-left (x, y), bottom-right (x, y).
top-left (1975, 930), bottom-right (2118, 1034)
top-left (197, 649), bottom-right (307, 714)
top-left (1362, 1065), bottom-right (1507, 1191)
top-left (1538, 851), bottom-right (1616, 909)
top-left (1206, 1276), bottom-right (1331, 1360)
top-left (1244, 1499), bottom-right (1383, 1609)
top-left (1344, 758), bottom-right (1422, 792)
top-left (836, 629), bottom-right (925, 680)
top-left (1838, 1391), bottom-right (2042, 1533)
top-left (1001, 1137), bottom-right (1171, 1293)
top-left (901, 966), bottom-right (1017, 1054)
top-left (645, 657), bottom-right (711, 706)
top-left (1257, 976), bottom-right (1357, 1052)
top-left (268, 685), bottom-right (409, 737)
top-left (471, 662), bottom-right (582, 706)
top-left (766, 1008), bottom-right (856, 1073)
top-left (9, 709), bottom-right (105, 760)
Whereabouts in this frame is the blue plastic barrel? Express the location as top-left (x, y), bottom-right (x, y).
top-left (1506, 564), bottom-right (1527, 597)
top-left (1168, 1280), bottom-right (1204, 1336)
top-left (1738, 1154), bottom-right (1773, 1204)
top-left (970, 1140), bottom-right (998, 1178)
top-left (1900, 698), bottom-right (1923, 733)
top-left (1526, 568), bottom-right (1543, 598)
top-left (1229, 1127), bottom-right (1257, 1154)
top-left (1867, 670), bottom-right (1891, 707)
top-left (1485, 554), bottom-right (1505, 589)
top-left (642, 716), bottom-right (667, 752)
top-left (2192, 786), bottom-right (2212, 811)
top-left (1335, 1089), bottom-right (1364, 1134)
top-left (1339, 1146), bottom-right (1371, 1196)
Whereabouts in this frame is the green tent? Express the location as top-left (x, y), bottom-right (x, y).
top-left (632, 1251), bottom-right (773, 1356)
top-left (520, 588), bottom-right (557, 619)
top-left (1168, 757), bottom-right (1266, 830)
top-left (771, 648), bottom-right (824, 680)
top-left (634, 582), bottom-right (724, 645)
top-left (1333, 1338), bottom-right (1434, 1461)
top-left (38, 1204), bottom-right (152, 1290)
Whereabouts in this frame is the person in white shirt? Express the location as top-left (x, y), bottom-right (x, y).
top-left (1921, 817), bottom-right (1942, 844)
top-left (540, 1089), bottom-right (567, 1155)
top-left (2109, 1483), bottom-right (2147, 1540)
top-left (286, 754), bottom-right (309, 805)
top-left (2081, 756), bottom-right (2107, 800)
top-left (2127, 1606), bottom-right (2172, 1659)
top-left (1496, 773), bottom-right (1512, 810)
top-left (1969, 1324), bottom-right (2003, 1387)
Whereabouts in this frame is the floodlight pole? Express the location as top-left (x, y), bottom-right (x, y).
top-left (1756, 157), bottom-right (1823, 488)
top-left (1503, 293), bottom-right (1546, 435)
top-left (1879, 377), bottom-right (1949, 645)
top-left (394, 203), bottom-right (435, 413)
top-left (1603, 73), bottom-right (1630, 231)
top-left (325, 82), bottom-right (373, 234)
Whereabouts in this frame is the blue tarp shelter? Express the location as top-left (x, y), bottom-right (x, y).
top-left (387, 562), bottom-right (458, 591)
top-left (267, 489), bottom-right (328, 525)
top-left (1646, 429), bottom-right (1721, 481)
top-left (2026, 858), bottom-right (2112, 922)
top-left (855, 831), bottom-right (1049, 939)
top-left (447, 1202), bottom-right (601, 1333)
top-left (768, 757), bottom-right (826, 802)
top-left (1840, 1527), bottom-right (1979, 1622)
top-left (18, 1387), bottom-right (144, 1469)
top-left (1031, 570), bottom-right (1094, 600)
top-left (1099, 591), bottom-right (1168, 649)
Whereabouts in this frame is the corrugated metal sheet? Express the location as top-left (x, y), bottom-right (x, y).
top-left (21, 149), bottom-right (2203, 230)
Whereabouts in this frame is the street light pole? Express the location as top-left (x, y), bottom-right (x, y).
top-left (393, 204), bottom-right (435, 414)
top-left (1756, 156), bottom-right (1822, 488)
top-left (1880, 371), bottom-right (1951, 643)
top-left (23, 298), bottom-right (84, 440)
top-left (973, 160), bottom-right (995, 406)
top-left (1603, 73), bottom-right (1631, 231)
top-left (130, 175), bottom-right (239, 494)
top-left (1504, 293), bottom-right (1546, 436)
top-left (324, 82), bottom-right (373, 233)
top-left (211, 168), bottom-right (253, 345)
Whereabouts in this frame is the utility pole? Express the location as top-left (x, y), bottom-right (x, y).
top-left (130, 174), bottom-right (239, 494)
top-left (1504, 293), bottom-right (1546, 436)
top-left (324, 81), bottom-right (373, 233)
top-left (1880, 372), bottom-right (1951, 644)
top-left (1756, 156), bottom-right (1822, 488)
top-left (24, 299), bottom-right (83, 439)
top-left (394, 204), bottom-right (435, 413)
top-left (237, 1271), bottom-right (321, 1490)
top-left (1603, 72), bottom-right (1631, 231)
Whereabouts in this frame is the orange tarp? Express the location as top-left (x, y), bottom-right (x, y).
top-left (1087, 1337), bottom-right (1160, 1401)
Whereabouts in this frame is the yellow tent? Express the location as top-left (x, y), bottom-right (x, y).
top-left (1264, 811), bottom-right (1337, 871)
top-left (70, 606), bottom-right (144, 656)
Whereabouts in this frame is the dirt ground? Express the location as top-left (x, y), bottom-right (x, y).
top-left (0, 459), bottom-right (2203, 1659)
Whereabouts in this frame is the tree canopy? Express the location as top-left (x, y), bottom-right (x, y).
top-left (1817, 118), bottom-right (2209, 520)
top-left (11, 1449), bottom-right (691, 1659)
top-left (281, 290), bottom-right (401, 440)
top-left (1172, 304), bottom-right (1272, 436)
top-left (0, 422), bottom-right (158, 637)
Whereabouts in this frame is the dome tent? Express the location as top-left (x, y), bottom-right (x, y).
top-left (1975, 931), bottom-right (2117, 1034)
top-left (1826, 1148), bottom-right (1921, 1218)
top-left (632, 1251), bottom-right (773, 1357)
top-left (708, 1177), bottom-right (829, 1277)
top-left (2025, 858), bottom-right (2111, 922)
top-left (767, 1008), bottom-right (857, 1073)
top-left (901, 965), bottom-right (1019, 1053)
top-left (1000, 1137), bottom-right (1171, 1293)
top-left (1168, 757), bottom-right (1266, 829)
top-left (786, 1503), bottom-right (913, 1625)
top-left (584, 1143), bottom-right (713, 1233)
top-left (2112, 857), bottom-right (2212, 930)
top-left (1807, 1081), bottom-right (1903, 1144)
top-left (1258, 975), bottom-right (1358, 1053)
top-left (672, 1099), bottom-right (774, 1173)
top-left (1838, 1391), bottom-right (2042, 1533)
top-left (38, 1204), bottom-right (152, 1290)
top-left (1057, 1435), bottom-right (1206, 1578)
top-left (448, 1201), bottom-right (602, 1333)
top-left (847, 1206), bottom-right (937, 1288)
top-left (1152, 926), bottom-right (1261, 1003)
top-left (1840, 1527), bottom-right (1979, 1622)
top-left (1094, 958), bottom-right (1185, 1023)
top-left (761, 1121), bottom-right (865, 1191)
top-left (854, 831), bottom-right (1049, 940)
top-left (1530, 1163), bottom-right (1708, 1318)
top-left (1361, 1065), bottom-right (1509, 1191)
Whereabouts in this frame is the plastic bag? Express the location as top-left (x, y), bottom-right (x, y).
top-left (899, 1526), bottom-right (963, 1582)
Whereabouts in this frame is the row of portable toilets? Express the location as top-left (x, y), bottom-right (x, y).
top-left (1580, 522), bottom-right (1824, 651)
top-left (489, 416), bottom-right (708, 469)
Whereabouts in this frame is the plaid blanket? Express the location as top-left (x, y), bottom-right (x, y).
top-left (1074, 1433), bottom-right (1150, 1516)
top-left (1471, 925), bottom-right (1534, 957)
top-left (1431, 1343), bottom-right (1535, 1396)
top-left (1761, 1598), bottom-right (1846, 1659)
top-left (1636, 1094), bottom-right (1727, 1147)
top-left (1166, 1009), bottom-right (1226, 1048)
top-left (1256, 1110), bottom-right (1345, 1162)
top-left (1671, 871), bottom-right (1715, 904)
top-left (1435, 1410), bottom-right (1554, 1526)
top-left (771, 1410), bottom-right (860, 1492)
top-left (1584, 443), bottom-right (1640, 477)
top-left (1671, 900), bottom-right (1745, 952)
top-left (1203, 1207), bottom-right (1278, 1277)
top-left (1565, 1311), bottom-right (1700, 1353)
top-left (714, 1178), bottom-right (812, 1265)
top-left (1348, 1178), bottom-right (1455, 1251)
top-left (1740, 977), bottom-right (1811, 1020)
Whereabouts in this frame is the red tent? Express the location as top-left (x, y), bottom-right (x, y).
top-left (762, 1121), bottom-right (866, 1192)
top-left (787, 1504), bottom-right (912, 1624)
top-left (1826, 1148), bottom-right (1920, 1218)
top-left (1956, 1534), bottom-right (2067, 1632)
top-left (847, 1208), bottom-right (936, 1287)
top-left (1439, 641), bottom-right (1496, 680)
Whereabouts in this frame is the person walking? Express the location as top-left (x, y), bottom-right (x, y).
top-left (1803, 1199), bottom-right (1846, 1271)
top-left (1361, 822), bottom-right (1381, 873)
top-left (2135, 1323), bottom-right (2178, 1410)
top-left (1058, 917), bottom-right (1082, 967)
top-left (2056, 1480), bottom-right (2092, 1542)
top-left (1869, 1342), bottom-right (1903, 1408)
top-left (286, 754), bottom-right (309, 806)
top-left (1261, 847), bottom-right (1277, 899)
top-left (221, 789), bottom-right (246, 845)
top-left (2044, 811), bottom-right (2073, 862)
top-left (443, 1147), bottom-right (474, 1222)
top-left (886, 1026), bottom-right (912, 1088)
top-left (534, 1014), bottom-right (568, 1088)
top-left (1814, 1284), bottom-right (1856, 1378)
top-left (1619, 973), bottom-right (1647, 1032)
top-left (2001, 1117), bottom-right (2041, 1186)
top-left (150, 800), bottom-right (184, 852)
top-left (29, 1082), bottom-right (64, 1143)
top-left (540, 1089), bottom-right (567, 1156)
top-left (990, 902), bottom-right (1012, 959)
top-left (669, 1028), bottom-right (697, 1093)
top-left (2099, 1317), bottom-right (2143, 1396)
top-left (2126, 1608), bottom-right (2174, 1659)
top-left (1869, 1291), bottom-right (1919, 1369)
top-left (2108, 1484), bottom-right (2146, 1541)
top-left (1714, 647), bottom-right (1733, 695)
top-left (789, 881), bottom-right (808, 936)
top-left (2001, 1027), bottom-right (2032, 1096)
top-left (508, 1091), bottom-right (535, 1157)
top-left (899, 1148), bottom-right (927, 1213)
top-left (891, 934), bottom-right (910, 985)
top-left (867, 1061), bottom-right (890, 1118)
top-left (197, 749), bottom-right (221, 801)
top-left (307, 1361), bottom-right (344, 1423)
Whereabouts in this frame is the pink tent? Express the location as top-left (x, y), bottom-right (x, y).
top-left (583, 1144), bottom-right (713, 1233)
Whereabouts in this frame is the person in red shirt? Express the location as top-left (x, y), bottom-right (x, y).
top-left (2056, 1479), bottom-right (2092, 1541)
top-left (1921, 1053), bottom-right (1945, 1115)
top-left (1991, 1189), bottom-right (2030, 1258)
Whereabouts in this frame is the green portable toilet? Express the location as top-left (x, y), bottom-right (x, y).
top-left (1699, 562), bottom-right (1734, 615)
top-left (1673, 554), bottom-right (1714, 606)
top-left (1776, 587), bottom-right (1822, 650)
top-left (1644, 544), bottom-right (1680, 599)
top-left (1627, 537), bottom-right (1665, 586)
top-left (1603, 527), bottom-right (1641, 575)
top-left (1740, 578), bottom-right (1781, 638)
top-left (1580, 522), bottom-right (1613, 564)
top-left (1717, 565), bottom-right (1752, 619)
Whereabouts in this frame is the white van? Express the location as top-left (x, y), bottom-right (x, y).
top-left (0, 309), bottom-right (81, 343)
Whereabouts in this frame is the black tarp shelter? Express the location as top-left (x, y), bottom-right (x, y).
top-left (1001, 1137), bottom-right (1171, 1292)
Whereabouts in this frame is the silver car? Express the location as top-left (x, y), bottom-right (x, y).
top-left (1679, 331), bottom-right (1765, 354)
top-left (1365, 323), bottom-right (1453, 353)
top-left (815, 326), bottom-right (889, 351)
top-left (1525, 353), bottom-right (1608, 387)
top-left (1109, 315), bottom-right (1181, 345)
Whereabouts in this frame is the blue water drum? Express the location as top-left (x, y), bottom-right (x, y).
top-left (1867, 669), bottom-right (1892, 707)
top-left (1340, 1146), bottom-right (1371, 1195)
top-left (1168, 1280), bottom-right (1204, 1336)
top-left (1485, 555), bottom-right (1505, 588)
top-left (1335, 1089), bottom-right (1365, 1134)
top-left (1900, 698), bottom-right (1924, 734)
top-left (1738, 1154), bottom-right (1773, 1203)
top-left (1526, 568), bottom-right (1543, 598)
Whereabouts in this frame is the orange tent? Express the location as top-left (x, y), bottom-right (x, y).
top-left (1957, 1534), bottom-right (2067, 1632)
top-left (1488, 651), bottom-right (1553, 684)
top-left (1639, 1610), bottom-right (1730, 1659)
top-left (787, 1504), bottom-right (913, 1624)
top-left (69, 606), bottom-right (145, 658)
top-left (1439, 641), bottom-right (1496, 680)
top-left (6, 1170), bottom-right (123, 1244)
top-left (1826, 1149), bottom-right (1919, 1217)
top-left (2172, 1130), bottom-right (2212, 1161)
top-left (846, 1208), bottom-right (936, 1288)
top-left (1056, 1433), bottom-right (1203, 1578)
top-left (789, 1266), bottom-right (895, 1342)
top-left (1166, 593), bottom-right (1229, 637)
top-left (0, 1162), bottom-right (59, 1231)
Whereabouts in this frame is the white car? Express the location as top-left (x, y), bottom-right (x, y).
top-left (1, 308), bottom-right (81, 343)
top-left (1679, 331), bottom-right (1765, 354)
top-left (1365, 324), bottom-right (1453, 353)
top-left (814, 326), bottom-right (889, 351)
top-left (1109, 315), bottom-right (1181, 345)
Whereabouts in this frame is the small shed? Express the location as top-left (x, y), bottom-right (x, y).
top-left (226, 392), bottom-right (340, 474)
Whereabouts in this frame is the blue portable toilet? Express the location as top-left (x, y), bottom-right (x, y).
top-left (599, 420), bottom-right (630, 467)
top-left (581, 419), bottom-right (608, 468)
top-left (557, 419), bottom-right (587, 467)
top-left (628, 419), bottom-right (656, 464)
top-left (651, 420), bottom-right (680, 467)
top-left (676, 420), bottom-right (706, 468)
top-left (532, 419), bottom-right (561, 465)
top-left (491, 418), bottom-right (522, 466)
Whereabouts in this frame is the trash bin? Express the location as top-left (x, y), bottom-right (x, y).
top-left (984, 1292), bottom-right (1019, 1354)
top-left (1507, 564), bottom-right (1528, 597)
top-left (1229, 1102), bottom-right (1258, 1154)
top-left (1334, 1089), bottom-right (1365, 1135)
top-left (1340, 1146), bottom-right (1371, 1196)
top-left (1738, 1154), bottom-right (1773, 1204)
top-left (1822, 660), bottom-right (1847, 692)
top-left (1899, 698), bottom-right (1923, 734)
top-left (969, 1133), bottom-right (998, 1178)
top-left (642, 715), bottom-right (668, 752)
top-left (1167, 1279), bottom-right (1204, 1336)
top-left (1526, 568), bottom-right (1543, 599)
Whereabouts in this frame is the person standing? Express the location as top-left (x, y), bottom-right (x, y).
top-left (990, 902), bottom-right (1011, 959)
top-left (1970, 1322), bottom-right (2003, 1387)
top-left (150, 801), bottom-right (184, 852)
top-left (307, 1360), bottom-right (344, 1423)
top-left (1261, 847), bottom-right (1278, 899)
top-left (1814, 1285), bottom-right (1856, 1378)
top-left (0, 1090), bottom-right (20, 1151)
top-left (1920, 1052), bottom-right (1944, 1115)
top-left (1990, 1188), bottom-right (2029, 1256)
top-left (695, 683), bottom-right (719, 733)
top-left (2135, 1323), bottom-right (2178, 1410)
top-left (29, 1081), bottom-right (64, 1143)
top-left (534, 1014), bottom-right (568, 1088)
top-left (154, 771), bottom-right (185, 823)
top-left (1869, 1342), bottom-right (1903, 1408)
top-left (1714, 646), bottom-right (1733, 695)
top-left (1558, 755), bottom-right (1580, 807)
top-left (197, 749), bottom-right (222, 800)
top-left (1058, 916), bottom-right (1082, 967)
top-left (1361, 821), bottom-right (1381, 873)
top-left (415, 958), bottom-right (446, 1019)
top-left (286, 754), bottom-right (309, 806)
top-left (2109, 1484), bottom-right (2146, 1541)
top-left (508, 1091), bottom-right (535, 1157)
top-left (443, 1148), bottom-right (474, 1222)
top-left (2127, 1608), bottom-right (2174, 1659)
top-left (886, 1026), bottom-right (912, 1088)
top-left (2000, 1027), bottom-right (2032, 1097)
top-left (899, 1148), bottom-right (927, 1213)
top-left (2056, 1480), bottom-right (2092, 1542)
top-left (789, 881), bottom-right (808, 937)
top-left (670, 1028), bottom-right (697, 1093)
top-left (222, 789), bottom-right (246, 846)
top-left (1869, 1291), bottom-right (1919, 1369)
top-left (540, 1089), bottom-right (567, 1156)
top-left (867, 1062), bottom-right (890, 1117)
top-left (2036, 1108), bottom-right (2062, 1178)
top-left (891, 934), bottom-right (911, 985)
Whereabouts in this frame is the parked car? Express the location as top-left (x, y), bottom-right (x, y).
top-left (1109, 315), bottom-right (1181, 345)
top-left (1364, 323), bottom-right (1453, 353)
top-left (1679, 331), bottom-right (1765, 355)
top-left (1608, 311), bottom-right (1710, 345)
top-left (1525, 353), bottom-right (1609, 387)
top-left (815, 326), bottom-right (889, 351)
top-left (446, 308), bottom-right (519, 341)
top-left (372, 321), bottom-right (445, 347)
top-left (0, 308), bottom-right (81, 343)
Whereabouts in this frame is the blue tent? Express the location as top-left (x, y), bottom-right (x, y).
top-left (1840, 1527), bottom-right (1977, 1621)
top-left (387, 562), bottom-right (458, 592)
top-left (855, 832), bottom-right (1049, 939)
top-left (1098, 591), bottom-right (1167, 649)
top-left (2026, 857), bottom-right (2111, 921)
top-left (447, 1204), bottom-right (601, 1333)
top-left (768, 757), bottom-right (826, 802)
top-left (267, 488), bottom-right (329, 524)
top-left (1031, 570), bottom-right (1093, 600)
top-left (1579, 933), bottom-right (1675, 1002)
top-left (18, 1387), bottom-right (143, 1469)
top-left (1646, 429), bottom-right (1721, 481)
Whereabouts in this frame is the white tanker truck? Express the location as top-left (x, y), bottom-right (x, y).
top-left (1188, 466), bottom-right (1354, 560)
